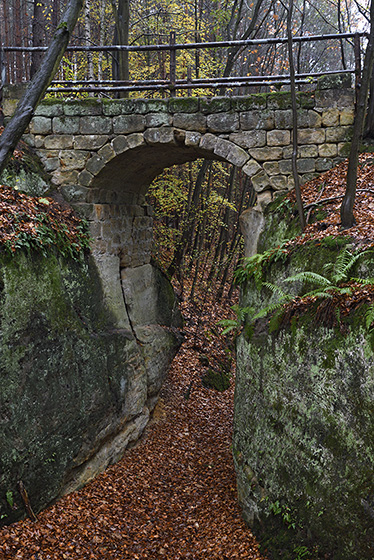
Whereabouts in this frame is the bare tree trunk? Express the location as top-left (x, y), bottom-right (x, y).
top-left (110, 0), bottom-right (129, 98)
top-left (341, 0), bottom-right (374, 228)
top-left (287, 0), bottom-right (306, 231)
top-left (0, 0), bottom-right (84, 176)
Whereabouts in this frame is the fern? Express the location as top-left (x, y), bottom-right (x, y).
top-left (365, 304), bottom-right (374, 331)
top-left (283, 271), bottom-right (332, 288)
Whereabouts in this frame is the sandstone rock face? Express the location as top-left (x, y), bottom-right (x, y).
top-left (0, 251), bottom-right (182, 525)
top-left (235, 203), bottom-right (374, 560)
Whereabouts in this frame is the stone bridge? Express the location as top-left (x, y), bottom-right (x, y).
top-left (3, 78), bottom-right (354, 324)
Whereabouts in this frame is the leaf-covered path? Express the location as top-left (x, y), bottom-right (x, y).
top-left (0, 295), bottom-right (265, 560)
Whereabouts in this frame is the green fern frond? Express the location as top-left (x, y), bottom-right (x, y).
top-left (365, 304), bottom-right (374, 331)
top-left (262, 282), bottom-right (291, 300)
top-left (283, 271), bottom-right (332, 288)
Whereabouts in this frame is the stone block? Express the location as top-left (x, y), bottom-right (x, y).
top-left (2, 98), bottom-right (18, 117)
top-left (283, 144), bottom-right (318, 158)
top-left (267, 92), bottom-right (292, 109)
top-left (127, 133), bottom-right (146, 150)
top-left (325, 126), bottom-right (353, 143)
top-left (232, 95), bottom-right (267, 111)
top-left (207, 112), bottom-right (239, 133)
top-left (297, 92), bottom-right (315, 109)
top-left (315, 158), bottom-right (334, 172)
top-left (215, 141), bottom-right (249, 167)
top-left (315, 88), bottom-right (354, 109)
top-left (173, 112), bottom-right (206, 132)
top-left (274, 109), bottom-right (320, 129)
top-left (86, 155), bottom-right (106, 175)
top-left (322, 108), bottom-right (340, 127)
top-left (112, 135), bottom-right (130, 155)
top-left (44, 135), bottom-right (73, 150)
top-left (35, 102), bottom-right (63, 117)
top-left (43, 157), bottom-right (59, 172)
top-left (242, 159), bottom-right (262, 177)
top-left (53, 116), bottom-right (80, 135)
top-left (34, 136), bottom-right (44, 148)
top-left (30, 117), bottom-right (52, 135)
top-left (143, 127), bottom-right (175, 145)
top-left (59, 150), bottom-right (90, 170)
top-left (81, 116), bottom-right (113, 135)
top-left (64, 100), bottom-right (102, 116)
top-left (317, 73), bottom-right (352, 90)
top-left (297, 158), bottom-right (315, 173)
top-left (298, 128), bottom-right (325, 144)
top-left (249, 147), bottom-right (283, 161)
top-left (256, 190), bottom-right (273, 209)
top-left (146, 113), bottom-right (172, 127)
top-left (267, 129), bottom-right (291, 146)
top-left (229, 130), bottom-right (266, 149)
top-left (169, 97), bottom-right (199, 113)
top-left (74, 135), bottom-right (109, 150)
top-left (78, 169), bottom-right (94, 187)
top-left (200, 97), bottom-right (232, 113)
top-left (251, 170), bottom-right (272, 192)
top-left (270, 175), bottom-right (288, 190)
top-left (51, 168), bottom-right (79, 186)
top-left (185, 131), bottom-right (202, 147)
top-left (263, 161), bottom-right (280, 176)
top-left (240, 110), bottom-right (274, 131)
top-left (113, 115), bottom-right (145, 134)
top-left (199, 133), bottom-right (218, 152)
top-left (318, 143), bottom-right (338, 157)
top-left (340, 108), bottom-right (354, 126)
top-left (98, 144), bottom-right (116, 163)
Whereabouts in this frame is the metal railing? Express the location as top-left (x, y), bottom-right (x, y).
top-left (0, 31), bottom-right (366, 96)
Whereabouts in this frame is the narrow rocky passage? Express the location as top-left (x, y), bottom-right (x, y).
top-left (0, 295), bottom-right (265, 560)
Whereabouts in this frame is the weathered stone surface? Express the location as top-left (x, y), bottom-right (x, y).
top-left (81, 116), bottom-right (113, 135)
top-left (235, 223), bottom-right (374, 560)
top-left (35, 102), bottom-right (64, 117)
top-left (282, 144), bottom-right (318, 159)
top-left (173, 112), bottom-right (207, 132)
top-left (53, 116), bottom-right (80, 135)
top-left (127, 133), bottom-right (146, 150)
top-left (340, 108), bottom-right (354, 125)
top-left (322, 108), bottom-right (340, 127)
top-left (229, 131), bottom-right (266, 149)
top-left (44, 135), bottom-right (73, 150)
top-left (78, 170), bottom-right (94, 187)
top-left (64, 100), bottom-right (102, 116)
top-left (86, 155), bottom-right (106, 175)
top-left (315, 88), bottom-right (354, 108)
top-left (240, 110), bottom-right (274, 131)
top-left (0, 251), bottom-right (182, 525)
top-left (207, 112), bottom-right (239, 133)
top-left (239, 207), bottom-right (265, 258)
top-left (263, 161), bottom-right (280, 176)
top-left (98, 143), bottom-right (116, 163)
top-left (200, 97), bottom-right (232, 113)
top-left (146, 112), bottom-right (172, 127)
top-left (30, 117), bottom-right (52, 135)
top-left (144, 127), bottom-right (175, 145)
top-left (298, 128), bottom-right (325, 144)
top-left (251, 170), bottom-right (272, 192)
top-left (185, 131), bottom-right (202, 147)
top-left (112, 135), bottom-right (130, 154)
top-left (199, 133), bottom-right (218, 152)
top-left (214, 139), bottom-right (249, 167)
top-left (318, 143), bottom-right (338, 157)
top-left (59, 150), bottom-right (90, 170)
top-left (74, 135), bottom-right (109, 150)
top-left (267, 129), bottom-right (290, 146)
top-left (169, 97), bottom-right (199, 113)
top-left (270, 174), bottom-right (288, 190)
top-left (242, 158), bottom-right (262, 177)
top-left (325, 125), bottom-right (353, 143)
top-left (112, 114), bottom-right (146, 134)
top-left (249, 147), bottom-right (283, 161)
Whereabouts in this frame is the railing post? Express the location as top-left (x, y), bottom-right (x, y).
top-left (187, 66), bottom-right (192, 96)
top-left (169, 31), bottom-right (176, 97)
top-left (354, 32), bottom-right (362, 103)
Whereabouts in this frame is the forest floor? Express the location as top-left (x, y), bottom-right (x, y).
top-left (0, 286), bottom-right (266, 560)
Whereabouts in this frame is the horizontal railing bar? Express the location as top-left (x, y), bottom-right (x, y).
top-left (50, 69), bottom-right (354, 86)
top-left (2, 32), bottom-right (366, 54)
top-left (47, 79), bottom-right (317, 93)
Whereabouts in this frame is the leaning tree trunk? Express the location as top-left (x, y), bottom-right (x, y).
top-left (287, 0), bottom-right (305, 230)
top-left (341, 0), bottom-right (374, 229)
top-left (0, 0), bottom-right (84, 176)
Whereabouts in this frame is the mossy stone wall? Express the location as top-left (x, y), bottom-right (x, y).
top-left (0, 252), bottom-right (181, 525)
top-left (235, 216), bottom-right (374, 559)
